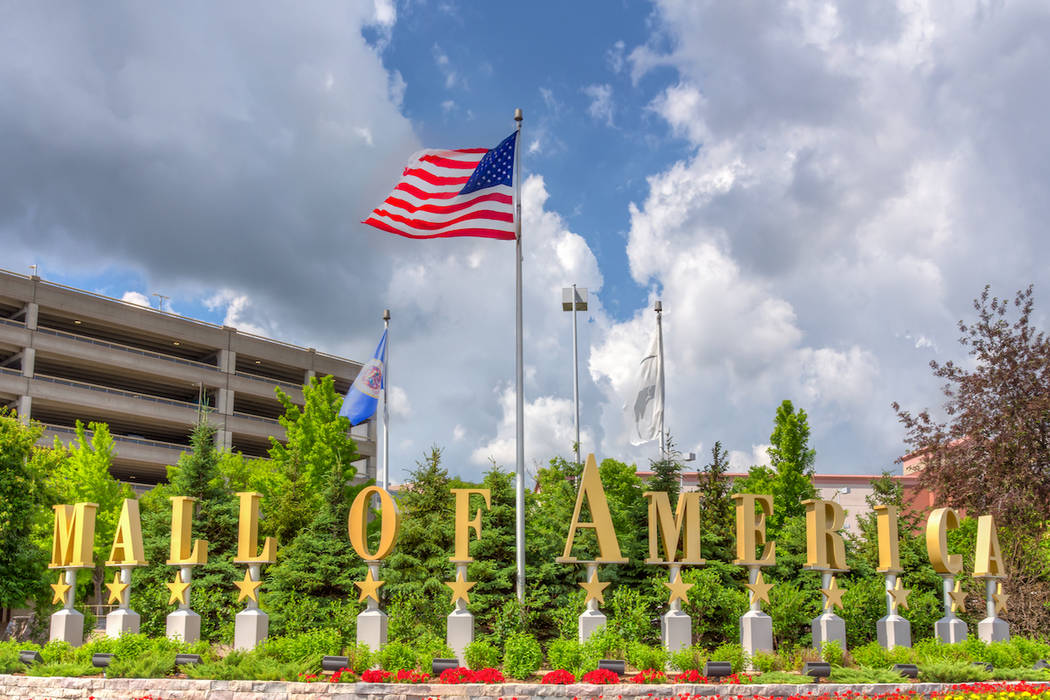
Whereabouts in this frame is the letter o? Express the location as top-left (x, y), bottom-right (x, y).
top-left (348, 486), bottom-right (400, 560)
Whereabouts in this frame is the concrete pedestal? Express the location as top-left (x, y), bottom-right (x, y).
top-left (811, 612), bottom-right (847, 651)
top-left (935, 616), bottom-right (968, 643)
top-left (447, 608), bottom-right (474, 665)
top-left (166, 609), bottom-right (201, 643)
top-left (579, 609), bottom-right (607, 643)
top-left (50, 608), bottom-right (84, 646)
top-left (978, 616), bottom-right (1009, 642)
top-left (662, 609), bottom-right (691, 653)
top-left (357, 608), bottom-right (388, 650)
top-left (740, 610), bottom-right (774, 657)
top-left (877, 614), bottom-right (911, 649)
top-left (234, 608), bottom-right (269, 650)
top-left (106, 608), bottom-right (140, 638)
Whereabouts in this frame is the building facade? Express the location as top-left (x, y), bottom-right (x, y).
top-left (0, 270), bottom-right (374, 485)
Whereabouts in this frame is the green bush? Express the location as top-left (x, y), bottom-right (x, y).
top-left (375, 640), bottom-right (417, 671)
top-left (108, 651), bottom-right (177, 678)
top-left (754, 670), bottom-right (813, 684)
top-left (918, 661), bottom-right (992, 683)
top-left (626, 641), bottom-right (667, 672)
top-left (183, 650), bottom-right (311, 681)
top-left (582, 625), bottom-right (627, 661)
top-left (710, 642), bottom-right (747, 674)
top-left (983, 641), bottom-right (1023, 668)
top-left (502, 631), bottom-right (543, 680)
top-left (991, 668), bottom-right (1050, 681)
top-left (1009, 636), bottom-right (1050, 665)
top-left (821, 640), bottom-right (844, 667)
top-left (546, 638), bottom-right (584, 674)
top-left (412, 631), bottom-right (454, 674)
top-left (913, 638), bottom-right (970, 664)
top-left (26, 661), bottom-right (96, 677)
top-left (0, 646), bottom-right (26, 674)
top-left (261, 628), bottom-right (342, 662)
top-left (464, 640), bottom-right (500, 670)
top-left (751, 650), bottom-right (781, 673)
top-left (608, 586), bottom-right (657, 645)
top-left (828, 667), bottom-right (907, 683)
top-left (669, 644), bottom-right (707, 672)
top-left (341, 643), bottom-right (373, 674)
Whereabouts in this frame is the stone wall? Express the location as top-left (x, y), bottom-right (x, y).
top-left (0, 676), bottom-right (982, 700)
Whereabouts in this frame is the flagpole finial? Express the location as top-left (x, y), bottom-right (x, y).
top-left (383, 309), bottom-right (391, 322)
top-left (655, 300), bottom-right (662, 313)
top-left (514, 108), bottom-right (523, 122)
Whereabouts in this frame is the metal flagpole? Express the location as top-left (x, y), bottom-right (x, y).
top-left (381, 308), bottom-right (390, 490)
top-left (513, 108), bottom-right (526, 602)
top-left (571, 284), bottom-right (581, 467)
top-left (655, 300), bottom-right (665, 460)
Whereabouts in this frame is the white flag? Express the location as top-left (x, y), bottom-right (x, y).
top-left (630, 330), bottom-right (663, 445)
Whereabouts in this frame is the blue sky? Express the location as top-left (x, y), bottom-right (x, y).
top-left (3, 1), bottom-right (1049, 483)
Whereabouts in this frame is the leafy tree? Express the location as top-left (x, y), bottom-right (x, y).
top-left (268, 375), bottom-right (358, 544)
top-left (894, 284), bottom-right (1050, 635)
top-left (766, 400), bottom-right (818, 530)
top-left (47, 421), bottom-right (133, 608)
top-left (0, 410), bottom-right (50, 637)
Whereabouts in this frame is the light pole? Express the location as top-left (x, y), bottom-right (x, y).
top-left (562, 285), bottom-right (588, 466)
top-left (152, 293), bottom-right (170, 312)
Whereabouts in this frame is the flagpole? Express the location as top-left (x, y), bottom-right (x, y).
top-left (381, 308), bottom-right (390, 490)
top-left (655, 299), bottom-right (665, 460)
top-left (513, 107), bottom-right (525, 602)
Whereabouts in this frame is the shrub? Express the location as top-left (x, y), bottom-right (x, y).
top-left (918, 661), bottom-right (992, 683)
top-left (541, 669), bottom-right (576, 684)
top-left (502, 631), bottom-right (543, 680)
top-left (984, 641), bottom-right (1024, 668)
top-left (710, 642), bottom-right (747, 674)
top-left (375, 640), bottom-right (417, 671)
top-left (828, 667), bottom-right (907, 683)
top-left (25, 661), bottom-right (96, 677)
top-left (1010, 636), bottom-right (1050, 665)
top-left (464, 639), bottom-right (500, 670)
top-left (627, 641), bottom-right (667, 673)
top-left (609, 585), bottom-right (657, 645)
top-left (411, 631), bottom-right (454, 675)
top-left (754, 670), bottom-right (814, 684)
top-left (751, 650), bottom-right (781, 673)
top-left (581, 667), bottom-right (620, 684)
top-left (852, 640), bottom-right (892, 668)
top-left (183, 651), bottom-right (310, 681)
top-left (991, 668), bottom-right (1050, 681)
top-left (669, 644), bottom-right (707, 672)
top-left (341, 643), bottom-right (373, 674)
top-left (547, 638), bottom-right (584, 675)
top-left (631, 668), bottom-right (668, 683)
top-left (108, 651), bottom-right (177, 678)
top-left (261, 628), bottom-right (342, 663)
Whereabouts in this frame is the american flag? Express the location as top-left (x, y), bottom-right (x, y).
top-left (363, 131), bottom-right (517, 240)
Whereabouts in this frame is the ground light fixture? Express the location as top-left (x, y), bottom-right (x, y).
top-left (973, 662), bottom-right (994, 672)
top-left (175, 654), bottom-right (202, 666)
top-left (703, 661), bottom-right (733, 681)
top-left (321, 656), bottom-right (349, 673)
top-left (892, 664), bottom-right (919, 679)
top-left (18, 650), bottom-right (42, 665)
top-left (803, 662), bottom-right (831, 680)
top-left (1034, 660), bottom-right (1049, 670)
top-left (597, 659), bottom-right (625, 676)
top-left (432, 658), bottom-right (460, 676)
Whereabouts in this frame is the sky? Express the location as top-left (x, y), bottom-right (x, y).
top-left (2, 0), bottom-right (1049, 483)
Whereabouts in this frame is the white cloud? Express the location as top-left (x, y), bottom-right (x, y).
top-left (606, 40), bottom-right (626, 74)
top-left (582, 84), bottom-right (614, 126)
top-left (121, 291), bottom-right (152, 308)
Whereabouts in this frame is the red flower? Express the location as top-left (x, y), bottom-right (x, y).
top-left (542, 669), bottom-right (577, 684)
top-left (395, 668), bottom-right (431, 683)
top-left (473, 667), bottom-right (506, 683)
top-left (672, 670), bottom-right (707, 683)
top-left (631, 669), bottom-right (668, 684)
top-left (581, 668), bottom-right (621, 685)
top-left (361, 669), bottom-right (392, 683)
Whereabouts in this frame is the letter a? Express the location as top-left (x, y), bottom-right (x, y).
top-left (557, 453), bottom-right (627, 563)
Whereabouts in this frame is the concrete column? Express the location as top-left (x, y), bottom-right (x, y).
top-left (877, 573), bottom-right (911, 650)
top-left (977, 578), bottom-right (1009, 642)
top-left (234, 564), bottom-right (268, 650)
top-left (935, 575), bottom-right (967, 643)
top-left (50, 568), bottom-right (83, 646)
top-left (446, 562), bottom-right (473, 665)
top-left (24, 302), bottom-right (38, 330)
top-left (16, 395), bottom-right (31, 423)
top-left (21, 347), bottom-right (35, 379)
top-left (166, 566), bottom-right (201, 643)
top-left (811, 572), bottom-right (847, 651)
top-left (357, 562), bottom-right (387, 651)
top-left (740, 566), bottom-right (774, 660)
top-left (106, 567), bottom-right (140, 638)
top-left (578, 563), bottom-right (607, 643)
top-left (217, 349), bottom-right (236, 374)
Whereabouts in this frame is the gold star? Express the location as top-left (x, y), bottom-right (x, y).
top-left (993, 581), bottom-right (1010, 616)
top-left (579, 569), bottom-right (610, 606)
top-left (235, 569), bottom-right (263, 603)
top-left (50, 575), bottom-right (71, 605)
top-left (664, 571), bottom-right (694, 605)
top-left (166, 570), bottom-right (191, 606)
top-left (949, 580), bottom-right (967, 613)
top-left (889, 577), bottom-right (911, 611)
top-left (105, 572), bottom-right (129, 605)
top-left (445, 569), bottom-right (476, 606)
top-left (745, 571), bottom-right (774, 605)
top-left (355, 568), bottom-right (384, 604)
top-left (821, 575), bottom-right (845, 611)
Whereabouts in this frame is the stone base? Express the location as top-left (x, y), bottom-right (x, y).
top-left (579, 609), bottom-right (606, 643)
top-left (106, 609), bottom-right (140, 638)
top-left (877, 614), bottom-right (911, 649)
top-left (234, 608), bottom-right (269, 651)
top-left (811, 612), bottom-right (847, 651)
top-left (978, 616), bottom-right (1009, 643)
top-left (935, 616), bottom-right (967, 643)
top-left (661, 609), bottom-right (691, 653)
top-left (740, 610), bottom-right (774, 659)
top-left (50, 609), bottom-right (84, 646)
top-left (357, 608), bottom-right (388, 651)
top-left (447, 609), bottom-right (474, 666)
top-left (166, 609), bottom-right (201, 643)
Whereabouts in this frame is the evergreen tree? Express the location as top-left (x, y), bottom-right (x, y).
top-left (468, 467), bottom-right (518, 641)
top-left (697, 441), bottom-right (734, 562)
top-left (646, 433), bottom-right (682, 507)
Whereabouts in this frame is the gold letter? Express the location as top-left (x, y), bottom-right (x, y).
top-left (450, 488), bottom-right (491, 562)
top-left (348, 486), bottom-right (400, 560)
top-left (644, 491), bottom-right (703, 564)
top-left (49, 502), bottom-right (98, 568)
top-left (556, 454), bottom-right (627, 563)
top-left (235, 492), bottom-right (276, 563)
top-left (105, 499), bottom-right (147, 566)
top-left (804, 499), bottom-right (849, 571)
top-left (875, 505), bottom-right (902, 573)
top-left (974, 514), bottom-right (1007, 577)
top-left (167, 496), bottom-right (208, 565)
top-left (732, 494), bottom-right (776, 566)
top-left (925, 507), bottom-right (962, 574)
